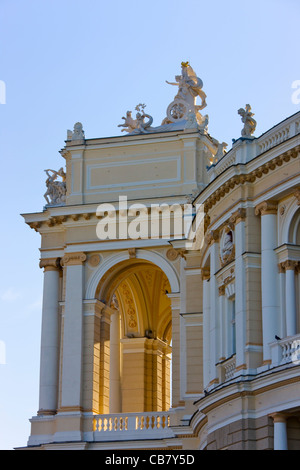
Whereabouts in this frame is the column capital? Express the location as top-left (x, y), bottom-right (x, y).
top-left (205, 229), bottom-right (219, 245)
top-left (39, 257), bottom-right (61, 271)
top-left (229, 208), bottom-right (246, 225)
top-left (201, 266), bottom-right (210, 280)
top-left (270, 412), bottom-right (288, 423)
top-left (61, 252), bottom-right (86, 267)
top-left (218, 285), bottom-right (225, 296)
top-left (281, 260), bottom-right (299, 271)
top-left (255, 200), bottom-right (278, 216)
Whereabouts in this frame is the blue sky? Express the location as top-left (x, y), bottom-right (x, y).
top-left (0, 0), bottom-right (299, 450)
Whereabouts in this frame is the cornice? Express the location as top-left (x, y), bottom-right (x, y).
top-left (201, 145), bottom-right (299, 215)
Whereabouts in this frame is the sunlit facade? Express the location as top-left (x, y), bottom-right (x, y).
top-left (21, 65), bottom-right (300, 449)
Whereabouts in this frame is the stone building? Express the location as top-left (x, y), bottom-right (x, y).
top-left (22, 63), bottom-right (300, 450)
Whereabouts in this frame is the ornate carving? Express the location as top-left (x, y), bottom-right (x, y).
top-left (166, 248), bottom-right (179, 261)
top-left (61, 252), bottom-right (86, 267)
top-left (281, 260), bottom-right (299, 271)
top-left (44, 168), bottom-right (66, 206)
top-left (121, 282), bottom-right (137, 329)
top-left (220, 227), bottom-right (235, 266)
top-left (201, 267), bottom-right (210, 280)
top-left (118, 103), bottom-right (153, 134)
top-left (238, 104), bottom-right (256, 137)
top-left (279, 205), bottom-right (286, 216)
top-left (128, 248), bottom-right (136, 259)
top-left (163, 62), bottom-right (207, 126)
top-left (88, 254), bottom-right (101, 267)
top-left (110, 294), bottom-right (119, 310)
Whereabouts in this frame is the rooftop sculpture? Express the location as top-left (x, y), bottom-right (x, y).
top-left (118, 62), bottom-right (208, 135)
top-left (67, 122), bottom-right (85, 141)
top-left (163, 61), bottom-right (207, 126)
top-left (238, 104), bottom-right (256, 137)
top-left (44, 168), bottom-right (67, 206)
top-left (118, 103), bottom-right (153, 134)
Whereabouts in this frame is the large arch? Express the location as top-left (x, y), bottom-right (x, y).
top-left (85, 249), bottom-right (180, 300)
top-left (281, 199), bottom-right (300, 245)
top-left (88, 252), bottom-right (176, 414)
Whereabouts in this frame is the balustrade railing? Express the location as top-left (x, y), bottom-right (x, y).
top-left (271, 333), bottom-right (300, 367)
top-left (93, 412), bottom-right (174, 441)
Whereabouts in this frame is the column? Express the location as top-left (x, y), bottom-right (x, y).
top-left (208, 230), bottom-right (220, 386)
top-left (99, 307), bottom-right (112, 414)
top-left (60, 252), bottom-right (86, 411)
top-left (278, 263), bottom-right (286, 339)
top-left (231, 208), bottom-right (247, 371)
top-left (255, 201), bottom-right (280, 363)
top-left (109, 308), bottom-right (121, 413)
top-left (121, 337), bottom-right (148, 412)
top-left (201, 267), bottom-right (210, 389)
top-left (283, 260), bottom-right (298, 337)
top-left (167, 293), bottom-right (181, 408)
top-left (38, 258), bottom-right (61, 415)
top-left (218, 285), bottom-right (226, 361)
top-left (271, 413), bottom-right (288, 450)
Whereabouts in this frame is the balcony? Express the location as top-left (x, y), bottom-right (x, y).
top-left (217, 355), bottom-right (236, 384)
top-left (93, 412), bottom-right (174, 442)
top-left (271, 334), bottom-right (300, 367)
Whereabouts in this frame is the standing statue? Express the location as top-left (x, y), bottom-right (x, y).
top-left (118, 103), bottom-right (153, 134)
top-left (163, 62), bottom-right (207, 125)
top-left (44, 168), bottom-right (67, 205)
top-left (238, 104), bottom-right (257, 137)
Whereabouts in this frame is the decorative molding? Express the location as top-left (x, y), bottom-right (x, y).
top-left (255, 200), bottom-right (278, 216)
top-left (128, 248), bottom-right (136, 259)
top-left (88, 254), bottom-right (101, 267)
top-left (204, 146), bottom-right (299, 215)
top-left (166, 248), bottom-right (179, 261)
top-left (37, 409), bottom-right (56, 416)
top-left (61, 252), bottom-right (86, 267)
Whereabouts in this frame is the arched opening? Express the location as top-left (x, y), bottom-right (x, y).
top-left (288, 207), bottom-right (300, 245)
top-left (95, 259), bottom-right (172, 414)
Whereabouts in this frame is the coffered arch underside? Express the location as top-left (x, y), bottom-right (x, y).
top-left (89, 253), bottom-right (176, 344)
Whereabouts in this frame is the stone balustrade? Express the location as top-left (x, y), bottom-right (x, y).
top-left (208, 112), bottom-right (300, 182)
top-left (271, 333), bottom-right (300, 367)
top-left (93, 412), bottom-right (174, 441)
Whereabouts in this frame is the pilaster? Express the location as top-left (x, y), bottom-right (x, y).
top-left (60, 252), bottom-right (86, 412)
top-left (255, 201), bottom-right (280, 364)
